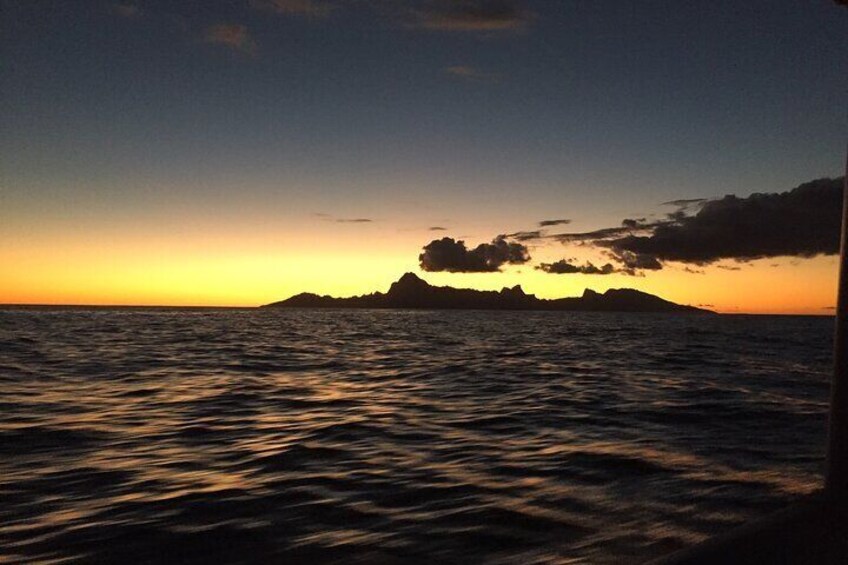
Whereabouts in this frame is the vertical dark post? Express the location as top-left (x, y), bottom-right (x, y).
top-left (826, 155), bottom-right (848, 497)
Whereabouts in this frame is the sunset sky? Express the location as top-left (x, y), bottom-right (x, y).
top-left (2, 0), bottom-right (846, 313)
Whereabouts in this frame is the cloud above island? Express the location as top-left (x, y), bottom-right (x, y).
top-left (536, 260), bottom-right (615, 275)
top-left (419, 235), bottom-right (530, 272)
top-left (602, 177), bottom-right (843, 265)
top-left (426, 176), bottom-right (843, 278)
top-left (538, 177), bottom-right (842, 274)
top-left (535, 251), bottom-right (660, 277)
top-left (607, 250), bottom-right (663, 273)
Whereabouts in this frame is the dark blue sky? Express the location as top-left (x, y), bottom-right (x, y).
top-left (4, 1), bottom-right (845, 200)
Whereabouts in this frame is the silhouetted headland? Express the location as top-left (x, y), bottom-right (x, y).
top-left (264, 272), bottom-right (714, 313)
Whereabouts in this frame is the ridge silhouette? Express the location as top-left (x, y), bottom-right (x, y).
top-left (264, 273), bottom-right (713, 313)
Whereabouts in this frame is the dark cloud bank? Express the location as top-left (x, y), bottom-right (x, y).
top-left (605, 177), bottom-right (843, 265)
top-left (539, 177), bottom-right (842, 274)
top-left (419, 177), bottom-right (844, 277)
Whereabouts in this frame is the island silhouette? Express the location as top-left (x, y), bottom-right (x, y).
top-left (264, 272), bottom-right (714, 313)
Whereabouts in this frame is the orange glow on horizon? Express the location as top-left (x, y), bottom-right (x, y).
top-left (0, 225), bottom-right (838, 314)
top-left (1, 200), bottom-right (839, 313)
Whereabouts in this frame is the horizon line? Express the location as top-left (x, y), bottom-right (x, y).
top-left (0, 303), bottom-right (837, 317)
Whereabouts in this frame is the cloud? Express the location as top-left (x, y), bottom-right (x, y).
top-left (424, 177), bottom-right (842, 277)
top-left (621, 218), bottom-right (647, 229)
top-left (606, 177), bottom-right (843, 265)
top-left (419, 235), bottom-right (530, 272)
top-left (445, 65), bottom-right (501, 81)
top-left (535, 253), bottom-right (656, 276)
top-left (429, 226), bottom-right (447, 231)
top-left (250, 0), bottom-right (335, 17)
top-left (312, 213), bottom-right (373, 223)
top-left (112, 3), bottom-right (141, 18)
top-left (662, 198), bottom-right (708, 208)
top-left (536, 260), bottom-right (615, 275)
top-left (412, 0), bottom-right (532, 32)
top-left (505, 230), bottom-right (544, 241)
top-left (541, 177), bottom-right (842, 274)
top-left (539, 218), bottom-right (571, 227)
top-left (608, 250), bottom-right (663, 272)
top-left (500, 220), bottom-right (662, 244)
top-left (553, 223), bottom-right (659, 243)
top-left (204, 24), bottom-right (257, 55)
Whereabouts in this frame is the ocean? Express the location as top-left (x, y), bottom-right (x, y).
top-left (0, 308), bottom-right (834, 563)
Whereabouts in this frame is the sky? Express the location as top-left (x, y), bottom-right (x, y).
top-left (1, 0), bottom-right (846, 313)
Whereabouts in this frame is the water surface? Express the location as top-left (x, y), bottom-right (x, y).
top-left (0, 309), bottom-right (833, 563)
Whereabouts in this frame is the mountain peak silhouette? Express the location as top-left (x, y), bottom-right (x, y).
top-left (398, 272), bottom-right (425, 284)
top-left (501, 285), bottom-right (526, 296)
top-left (264, 274), bottom-right (714, 313)
top-left (390, 272), bottom-right (430, 293)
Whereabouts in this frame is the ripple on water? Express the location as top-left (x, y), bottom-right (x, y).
top-left (0, 309), bottom-right (832, 563)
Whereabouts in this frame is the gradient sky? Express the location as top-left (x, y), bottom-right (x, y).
top-left (2, 0), bottom-right (846, 312)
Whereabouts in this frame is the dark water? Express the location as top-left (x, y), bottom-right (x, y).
top-left (0, 309), bottom-right (834, 564)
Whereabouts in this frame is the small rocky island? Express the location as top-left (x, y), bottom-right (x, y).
top-left (263, 273), bottom-right (714, 313)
